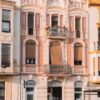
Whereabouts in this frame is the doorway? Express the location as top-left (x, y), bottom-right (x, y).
top-left (48, 81), bottom-right (62, 100)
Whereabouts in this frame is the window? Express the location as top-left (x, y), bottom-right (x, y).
top-left (49, 41), bottom-right (62, 65)
top-left (26, 40), bottom-right (36, 64)
top-left (74, 43), bottom-right (83, 65)
top-left (74, 81), bottom-right (82, 100)
top-left (2, 44), bottom-right (10, 68)
top-left (28, 13), bottom-right (34, 35)
top-left (98, 57), bottom-right (100, 75)
top-left (0, 82), bottom-right (5, 100)
top-left (51, 15), bottom-right (58, 28)
top-left (75, 17), bottom-right (80, 38)
top-left (26, 80), bottom-right (35, 100)
top-left (2, 9), bottom-right (11, 32)
top-left (98, 28), bottom-right (100, 50)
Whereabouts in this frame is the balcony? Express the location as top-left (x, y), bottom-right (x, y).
top-left (69, 1), bottom-right (86, 9)
top-left (46, 27), bottom-right (68, 39)
top-left (45, 64), bottom-right (72, 75)
top-left (47, 0), bottom-right (64, 8)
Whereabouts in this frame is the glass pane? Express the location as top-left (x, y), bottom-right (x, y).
top-left (27, 94), bottom-right (33, 100)
top-left (28, 13), bottom-right (34, 28)
top-left (2, 10), bottom-right (11, 21)
top-left (0, 89), bottom-right (4, 96)
top-left (0, 97), bottom-right (4, 100)
top-left (2, 44), bottom-right (10, 67)
top-left (75, 18), bottom-right (80, 31)
top-left (2, 21), bottom-right (10, 32)
top-left (26, 87), bottom-right (34, 92)
top-left (75, 93), bottom-right (82, 100)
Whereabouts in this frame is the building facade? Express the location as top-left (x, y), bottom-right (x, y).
top-left (84, 0), bottom-right (100, 100)
top-left (0, 0), bottom-right (94, 100)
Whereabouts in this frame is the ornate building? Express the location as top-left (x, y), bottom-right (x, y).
top-left (0, 0), bottom-right (90, 100)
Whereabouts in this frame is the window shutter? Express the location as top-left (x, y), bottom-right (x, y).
top-left (78, 46), bottom-right (82, 61)
top-left (70, 16), bottom-right (74, 32)
top-left (47, 14), bottom-right (50, 26)
top-left (74, 43), bottom-right (82, 61)
top-left (26, 41), bottom-right (35, 58)
top-left (50, 42), bottom-right (62, 65)
top-left (82, 17), bottom-right (86, 34)
top-left (22, 12), bottom-right (26, 33)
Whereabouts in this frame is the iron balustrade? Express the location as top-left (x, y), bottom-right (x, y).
top-left (47, 27), bottom-right (68, 36)
top-left (45, 64), bottom-right (72, 74)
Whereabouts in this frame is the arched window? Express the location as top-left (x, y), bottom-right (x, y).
top-left (26, 40), bottom-right (36, 64)
top-left (49, 41), bottom-right (62, 65)
top-left (74, 81), bottom-right (82, 100)
top-left (74, 43), bottom-right (83, 65)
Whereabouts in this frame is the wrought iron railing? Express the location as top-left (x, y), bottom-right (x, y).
top-left (47, 27), bottom-right (68, 37)
top-left (45, 64), bottom-right (72, 74)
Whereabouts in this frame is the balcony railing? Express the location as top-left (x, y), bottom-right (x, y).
top-left (46, 27), bottom-right (68, 37)
top-left (45, 64), bottom-right (72, 75)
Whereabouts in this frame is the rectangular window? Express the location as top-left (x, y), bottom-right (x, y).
top-left (26, 87), bottom-right (34, 100)
top-left (75, 17), bottom-right (80, 38)
top-left (98, 57), bottom-right (100, 75)
top-left (2, 9), bottom-right (11, 32)
top-left (2, 44), bottom-right (10, 68)
top-left (28, 13), bottom-right (34, 35)
top-left (51, 15), bottom-right (58, 28)
top-left (0, 82), bottom-right (5, 100)
top-left (74, 44), bottom-right (82, 65)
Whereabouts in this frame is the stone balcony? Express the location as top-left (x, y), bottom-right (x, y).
top-left (69, 1), bottom-right (87, 9)
top-left (46, 26), bottom-right (69, 39)
top-left (45, 64), bottom-right (72, 76)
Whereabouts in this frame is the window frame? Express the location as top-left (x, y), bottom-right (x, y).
top-left (25, 80), bottom-right (35, 100)
top-left (26, 40), bottom-right (36, 64)
top-left (28, 12), bottom-right (34, 35)
top-left (74, 43), bottom-right (83, 65)
top-left (0, 82), bottom-right (5, 100)
top-left (74, 81), bottom-right (82, 100)
top-left (75, 17), bottom-right (81, 38)
top-left (1, 44), bottom-right (11, 68)
top-left (2, 9), bottom-right (11, 33)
